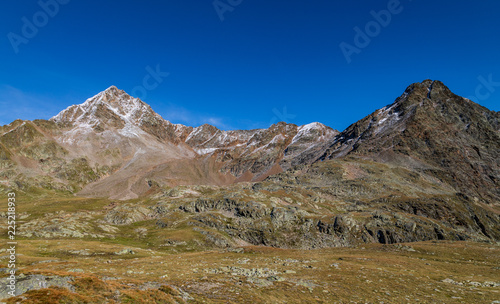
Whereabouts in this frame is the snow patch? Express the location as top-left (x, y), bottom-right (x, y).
top-left (290, 122), bottom-right (324, 145)
top-left (195, 148), bottom-right (218, 155)
top-left (299, 122), bottom-right (322, 133)
top-left (186, 126), bottom-right (205, 142)
top-left (269, 134), bottom-right (285, 144)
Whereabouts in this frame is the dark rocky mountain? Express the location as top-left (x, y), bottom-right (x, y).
top-left (3, 79), bottom-right (500, 303)
top-left (320, 80), bottom-right (500, 203)
top-left (1, 80), bottom-right (499, 249)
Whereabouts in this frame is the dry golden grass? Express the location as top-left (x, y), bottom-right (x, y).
top-left (1, 239), bottom-right (499, 303)
top-left (0, 176), bottom-right (499, 303)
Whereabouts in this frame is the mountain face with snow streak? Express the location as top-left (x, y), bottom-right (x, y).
top-left (3, 79), bottom-right (500, 287)
top-left (180, 121), bottom-right (339, 179)
top-left (321, 80), bottom-right (500, 202)
top-left (51, 86), bottom-right (180, 143)
top-left (0, 86), bottom-right (338, 199)
top-left (1, 80), bottom-right (498, 203)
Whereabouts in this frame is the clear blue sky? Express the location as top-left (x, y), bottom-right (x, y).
top-left (1, 0), bottom-right (499, 131)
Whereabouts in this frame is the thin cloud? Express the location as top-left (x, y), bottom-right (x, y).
top-left (0, 85), bottom-right (61, 125)
top-left (0, 86), bottom-right (237, 131)
top-left (157, 103), bottom-right (233, 130)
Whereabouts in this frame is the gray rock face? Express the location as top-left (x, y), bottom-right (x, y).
top-left (173, 153), bottom-right (500, 248)
top-left (180, 198), bottom-right (268, 219)
top-left (0, 274), bottom-right (74, 299)
top-left (105, 205), bottom-right (154, 225)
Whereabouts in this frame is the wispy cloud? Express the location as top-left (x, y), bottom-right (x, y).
top-left (156, 103), bottom-right (233, 130)
top-left (0, 85), bottom-right (258, 131)
top-left (0, 85), bottom-right (61, 126)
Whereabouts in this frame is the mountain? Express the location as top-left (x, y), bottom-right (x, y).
top-left (320, 80), bottom-right (500, 203)
top-left (1, 80), bottom-right (498, 205)
top-left (0, 86), bottom-right (338, 199)
top-left (2, 80), bottom-right (500, 302)
top-left (182, 121), bottom-right (338, 179)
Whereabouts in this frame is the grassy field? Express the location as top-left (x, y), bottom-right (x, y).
top-left (0, 186), bottom-right (499, 303)
top-left (0, 238), bottom-right (499, 303)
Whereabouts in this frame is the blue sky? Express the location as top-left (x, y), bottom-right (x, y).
top-left (1, 0), bottom-right (499, 130)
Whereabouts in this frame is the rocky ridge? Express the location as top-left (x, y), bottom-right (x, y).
top-left (320, 80), bottom-right (500, 203)
top-left (0, 80), bottom-right (499, 249)
top-left (0, 86), bottom-right (338, 199)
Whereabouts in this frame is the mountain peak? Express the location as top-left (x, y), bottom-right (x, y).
top-left (105, 85), bottom-right (119, 91)
top-left (50, 86), bottom-right (182, 145)
top-left (401, 79), bottom-right (455, 102)
top-left (96, 85), bottom-right (130, 104)
top-left (51, 86), bottom-right (163, 131)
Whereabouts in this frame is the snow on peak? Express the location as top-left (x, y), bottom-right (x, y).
top-left (288, 122), bottom-right (337, 146)
top-left (105, 85), bottom-right (119, 91)
top-left (50, 86), bottom-right (172, 143)
top-left (298, 122), bottom-right (323, 132)
top-left (293, 122), bottom-right (323, 137)
top-left (51, 86), bottom-right (157, 125)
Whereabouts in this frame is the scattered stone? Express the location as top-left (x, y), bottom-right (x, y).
top-left (67, 268), bottom-right (84, 273)
top-left (227, 248), bottom-right (244, 253)
top-left (31, 259), bottom-right (60, 265)
top-left (237, 258), bottom-right (250, 264)
top-left (115, 248), bottom-right (135, 255)
top-left (160, 240), bottom-right (187, 247)
top-left (206, 266), bottom-right (279, 278)
top-left (247, 278), bottom-right (273, 287)
top-left (483, 281), bottom-right (500, 287)
top-left (267, 276), bottom-right (285, 282)
top-left (68, 249), bottom-right (91, 256)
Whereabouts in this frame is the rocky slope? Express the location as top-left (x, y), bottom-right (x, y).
top-left (0, 86), bottom-right (338, 199)
top-left (320, 80), bottom-right (500, 204)
top-left (0, 80), bottom-right (499, 249)
top-left (2, 79), bottom-right (500, 303)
